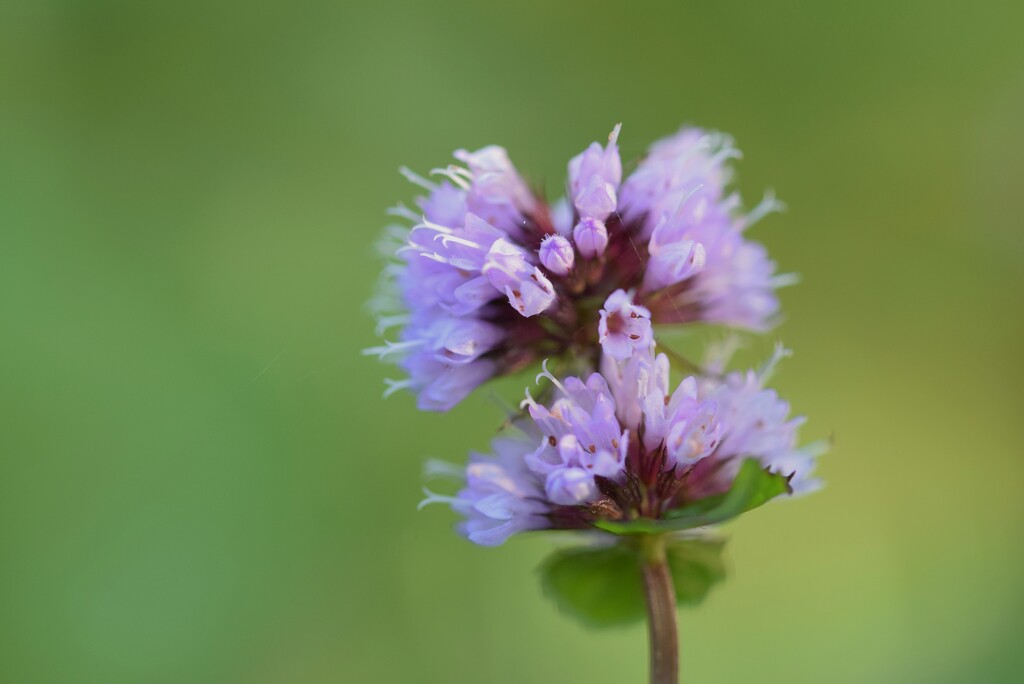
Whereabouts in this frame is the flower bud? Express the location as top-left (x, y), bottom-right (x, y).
top-left (538, 234), bottom-right (575, 275)
top-left (572, 217), bottom-right (609, 258)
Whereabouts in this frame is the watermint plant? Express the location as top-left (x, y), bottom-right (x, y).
top-left (369, 125), bottom-right (822, 683)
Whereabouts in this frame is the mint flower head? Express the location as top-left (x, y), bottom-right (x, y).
top-left (422, 344), bottom-right (820, 546)
top-left (367, 126), bottom-right (788, 411)
top-left (370, 121), bottom-right (825, 682)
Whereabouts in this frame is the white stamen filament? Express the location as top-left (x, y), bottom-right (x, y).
top-left (362, 339), bottom-right (425, 359)
top-left (410, 218), bottom-right (455, 235)
top-left (771, 273), bottom-right (800, 288)
top-left (387, 203), bottom-right (421, 222)
top-left (423, 459), bottom-right (465, 479)
top-left (519, 387), bottom-right (538, 410)
top-left (609, 122), bottom-right (622, 145)
top-left (418, 488), bottom-right (460, 510)
top-left (434, 233), bottom-right (482, 250)
top-left (429, 165), bottom-right (472, 190)
top-left (758, 343), bottom-right (792, 382)
top-left (744, 190), bottom-right (786, 229)
top-left (374, 314), bottom-right (411, 336)
top-left (382, 378), bottom-right (414, 398)
top-left (399, 166), bottom-right (438, 192)
top-left (534, 359), bottom-right (568, 395)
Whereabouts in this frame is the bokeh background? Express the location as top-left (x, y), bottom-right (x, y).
top-left (3, 1), bottom-right (1023, 682)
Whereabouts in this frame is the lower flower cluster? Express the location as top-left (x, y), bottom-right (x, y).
top-left (424, 339), bottom-right (821, 546)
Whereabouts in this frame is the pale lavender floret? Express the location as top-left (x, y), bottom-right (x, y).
top-left (641, 189), bottom-right (714, 291)
top-left (661, 377), bottom-right (721, 467)
top-left (453, 145), bottom-right (537, 236)
top-left (618, 127), bottom-right (735, 236)
top-left (364, 310), bottom-right (505, 411)
top-left (649, 187), bottom-right (782, 329)
top-left (538, 234), bottom-right (575, 275)
top-left (399, 352), bottom-right (498, 412)
top-left (695, 237), bottom-right (782, 331)
top-left (698, 347), bottom-right (820, 493)
top-left (600, 347), bottom-right (721, 468)
top-left (427, 431), bottom-right (551, 546)
top-left (572, 217), bottom-right (609, 258)
top-left (598, 289), bottom-right (654, 361)
top-left (482, 238), bottom-right (556, 316)
top-left (568, 124), bottom-right (622, 221)
top-left (417, 181), bottom-right (466, 227)
top-left (524, 370), bottom-right (629, 505)
top-left (391, 312), bottom-right (504, 366)
top-left (378, 203), bottom-right (556, 409)
top-left (400, 212), bottom-right (505, 315)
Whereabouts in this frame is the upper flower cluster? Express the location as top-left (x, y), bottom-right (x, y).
top-left (367, 126), bottom-right (787, 410)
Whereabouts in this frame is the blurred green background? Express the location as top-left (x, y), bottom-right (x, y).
top-left (2, 1), bottom-right (1023, 682)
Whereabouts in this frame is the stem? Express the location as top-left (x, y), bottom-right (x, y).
top-left (641, 534), bottom-right (678, 684)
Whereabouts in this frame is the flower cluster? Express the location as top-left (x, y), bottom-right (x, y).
top-left (423, 342), bottom-right (819, 545)
top-left (367, 125), bottom-right (787, 411)
top-left (368, 123), bottom-right (822, 547)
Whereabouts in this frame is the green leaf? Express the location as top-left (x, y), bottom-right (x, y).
top-left (538, 537), bottom-right (728, 628)
top-left (538, 543), bottom-right (646, 627)
top-left (667, 537), bottom-right (728, 606)
top-left (593, 458), bottom-right (791, 535)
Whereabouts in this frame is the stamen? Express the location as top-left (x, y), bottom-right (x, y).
top-left (429, 165), bottom-right (472, 190)
top-left (418, 251), bottom-right (451, 264)
top-left (374, 314), bottom-right (411, 336)
top-left (382, 378), bottom-right (413, 398)
top-left (399, 166), bottom-right (438, 192)
top-left (387, 203), bottom-right (421, 222)
top-left (410, 218), bottom-right (455, 234)
top-left (608, 122), bottom-right (622, 145)
top-left (418, 487), bottom-right (460, 510)
top-left (362, 339), bottom-right (424, 359)
top-left (759, 343), bottom-right (792, 382)
top-left (520, 387), bottom-right (538, 410)
top-left (744, 189), bottom-right (787, 229)
top-left (534, 359), bottom-right (568, 395)
top-left (434, 233), bottom-right (482, 249)
top-left (771, 272), bottom-right (800, 288)
top-left (709, 144), bottom-right (742, 167)
top-left (424, 459), bottom-right (465, 479)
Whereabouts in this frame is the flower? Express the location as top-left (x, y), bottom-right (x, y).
top-left (423, 346), bottom-right (820, 545)
top-left (369, 124), bottom-right (789, 410)
top-left (598, 289), bottom-right (653, 361)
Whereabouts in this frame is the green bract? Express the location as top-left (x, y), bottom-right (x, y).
top-left (595, 459), bottom-right (792, 535)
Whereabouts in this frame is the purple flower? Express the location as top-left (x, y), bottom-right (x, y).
top-left (568, 124), bottom-right (622, 221)
top-left (424, 347), bottom-right (820, 545)
top-left (482, 238), bottom-right (556, 317)
top-left (572, 217), bottom-right (609, 258)
top-left (538, 234), bottom-right (575, 275)
top-left (420, 433), bottom-right (549, 546)
top-left (370, 124), bottom-right (790, 410)
top-left (598, 290), bottom-right (653, 360)
top-left (697, 345), bottom-right (823, 494)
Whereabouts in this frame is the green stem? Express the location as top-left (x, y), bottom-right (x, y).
top-left (641, 534), bottom-right (678, 684)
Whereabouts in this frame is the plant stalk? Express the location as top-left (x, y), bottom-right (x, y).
top-left (641, 534), bottom-right (678, 684)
